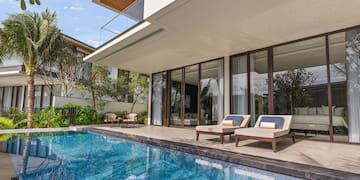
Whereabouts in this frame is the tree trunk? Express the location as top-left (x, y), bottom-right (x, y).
top-left (19, 134), bottom-right (31, 180)
top-left (0, 96), bottom-right (3, 117)
top-left (91, 87), bottom-right (96, 109)
top-left (27, 75), bottom-right (35, 128)
top-left (130, 93), bottom-right (141, 113)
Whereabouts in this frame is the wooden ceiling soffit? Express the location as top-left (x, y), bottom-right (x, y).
top-left (99, 0), bottom-right (136, 12)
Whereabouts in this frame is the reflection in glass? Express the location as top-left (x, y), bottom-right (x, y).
top-left (273, 37), bottom-right (330, 140)
top-left (329, 32), bottom-right (348, 142)
top-left (250, 51), bottom-right (268, 126)
top-left (231, 55), bottom-right (248, 114)
top-left (200, 59), bottom-right (224, 125)
top-left (152, 72), bottom-right (167, 126)
top-left (170, 69), bottom-right (183, 126)
top-left (184, 65), bottom-right (199, 127)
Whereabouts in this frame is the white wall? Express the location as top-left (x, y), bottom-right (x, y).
top-left (143, 0), bottom-right (175, 19)
top-left (53, 96), bottom-right (148, 113)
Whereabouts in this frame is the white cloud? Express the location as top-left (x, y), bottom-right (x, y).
top-left (86, 39), bottom-right (101, 47)
top-left (63, 3), bottom-right (84, 11)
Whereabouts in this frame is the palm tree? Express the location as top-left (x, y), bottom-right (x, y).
top-left (20, 0), bottom-right (41, 10)
top-left (0, 10), bottom-right (61, 128)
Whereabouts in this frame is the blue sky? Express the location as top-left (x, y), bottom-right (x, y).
top-left (0, 0), bottom-right (138, 48)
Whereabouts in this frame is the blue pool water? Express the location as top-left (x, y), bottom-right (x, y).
top-left (1, 132), bottom-right (301, 179)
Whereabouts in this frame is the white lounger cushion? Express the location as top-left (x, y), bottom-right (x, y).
top-left (235, 115), bottom-right (292, 138)
top-left (196, 125), bottom-right (241, 133)
top-left (234, 128), bottom-right (289, 138)
top-left (196, 115), bottom-right (251, 133)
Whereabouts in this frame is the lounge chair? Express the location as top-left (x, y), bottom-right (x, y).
top-left (196, 115), bottom-right (251, 144)
top-left (234, 115), bottom-right (294, 152)
top-left (103, 112), bottom-right (120, 124)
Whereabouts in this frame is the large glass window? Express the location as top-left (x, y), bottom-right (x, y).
top-left (231, 55), bottom-right (248, 115)
top-left (273, 37), bottom-right (330, 140)
top-left (16, 86), bottom-right (24, 109)
top-left (250, 51), bottom-right (268, 126)
top-left (169, 69), bottom-right (183, 126)
top-left (200, 59), bottom-right (224, 125)
top-left (151, 72), bottom-right (167, 126)
top-left (34, 86), bottom-right (42, 113)
top-left (3, 87), bottom-right (12, 113)
top-left (184, 65), bottom-right (199, 127)
top-left (330, 29), bottom-right (360, 143)
top-left (42, 86), bottom-right (51, 108)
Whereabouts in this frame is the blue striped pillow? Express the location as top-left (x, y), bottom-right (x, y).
top-left (225, 116), bottom-right (244, 126)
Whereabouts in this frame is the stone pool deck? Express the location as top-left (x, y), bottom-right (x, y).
top-left (89, 126), bottom-right (360, 179)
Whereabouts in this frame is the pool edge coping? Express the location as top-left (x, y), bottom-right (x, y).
top-left (85, 127), bottom-right (360, 180)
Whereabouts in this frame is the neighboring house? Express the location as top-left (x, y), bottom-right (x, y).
top-left (86, 1), bottom-right (360, 144)
top-left (0, 33), bottom-right (147, 114)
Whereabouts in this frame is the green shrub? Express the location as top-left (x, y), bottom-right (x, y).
top-left (0, 117), bottom-right (16, 129)
top-left (32, 108), bottom-right (66, 128)
top-left (63, 103), bottom-right (102, 125)
top-left (137, 111), bottom-right (148, 124)
top-left (9, 107), bottom-right (27, 128)
top-left (115, 111), bottom-right (128, 119)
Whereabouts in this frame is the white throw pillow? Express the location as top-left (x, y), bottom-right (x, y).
top-left (334, 107), bottom-right (345, 116)
top-left (319, 105), bottom-right (336, 115)
top-left (295, 107), bottom-right (308, 115)
top-left (308, 107), bottom-right (317, 115)
top-left (260, 122), bottom-right (276, 129)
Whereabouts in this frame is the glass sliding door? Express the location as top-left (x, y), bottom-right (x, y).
top-left (250, 51), bottom-right (268, 126)
top-left (273, 37), bottom-right (330, 140)
top-left (3, 87), bottom-right (12, 113)
top-left (184, 65), bottom-right (199, 127)
top-left (329, 29), bottom-right (360, 143)
top-left (231, 55), bottom-right (248, 114)
top-left (200, 59), bottom-right (224, 125)
top-left (42, 86), bottom-right (51, 109)
top-left (151, 72), bottom-right (167, 126)
top-left (169, 69), bottom-right (183, 126)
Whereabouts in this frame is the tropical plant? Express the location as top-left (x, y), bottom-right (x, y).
top-left (78, 65), bottom-right (112, 110)
top-left (128, 73), bottom-right (149, 113)
top-left (19, 0), bottom-right (41, 10)
top-left (273, 69), bottom-right (316, 113)
top-left (0, 117), bottom-right (16, 129)
top-left (62, 103), bottom-right (102, 125)
top-left (0, 10), bottom-right (61, 128)
top-left (40, 40), bottom-right (85, 97)
top-left (32, 108), bottom-right (64, 128)
top-left (9, 107), bottom-right (28, 127)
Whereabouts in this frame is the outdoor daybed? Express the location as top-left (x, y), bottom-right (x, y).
top-left (196, 115), bottom-right (251, 144)
top-left (291, 106), bottom-right (348, 133)
top-left (234, 115), bottom-right (294, 152)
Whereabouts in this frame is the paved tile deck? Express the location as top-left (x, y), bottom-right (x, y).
top-left (94, 126), bottom-right (360, 175)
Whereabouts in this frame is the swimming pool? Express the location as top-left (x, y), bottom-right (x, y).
top-left (0, 132), bottom-right (301, 179)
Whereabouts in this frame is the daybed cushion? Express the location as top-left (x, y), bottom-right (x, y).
top-left (235, 128), bottom-right (289, 138)
top-left (225, 116), bottom-right (243, 126)
top-left (258, 117), bottom-right (284, 129)
top-left (291, 115), bottom-right (348, 129)
top-left (308, 107), bottom-right (317, 115)
top-left (196, 125), bottom-right (240, 133)
top-left (295, 107), bottom-right (308, 115)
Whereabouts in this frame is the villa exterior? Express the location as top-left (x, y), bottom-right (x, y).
top-left (87, 0), bottom-right (360, 143)
top-left (0, 34), bottom-right (147, 114)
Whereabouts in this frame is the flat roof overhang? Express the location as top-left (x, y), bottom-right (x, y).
top-left (85, 0), bottom-right (360, 74)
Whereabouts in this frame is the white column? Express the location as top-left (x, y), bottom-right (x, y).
top-left (224, 56), bottom-right (230, 116)
top-left (147, 74), bottom-right (152, 126)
